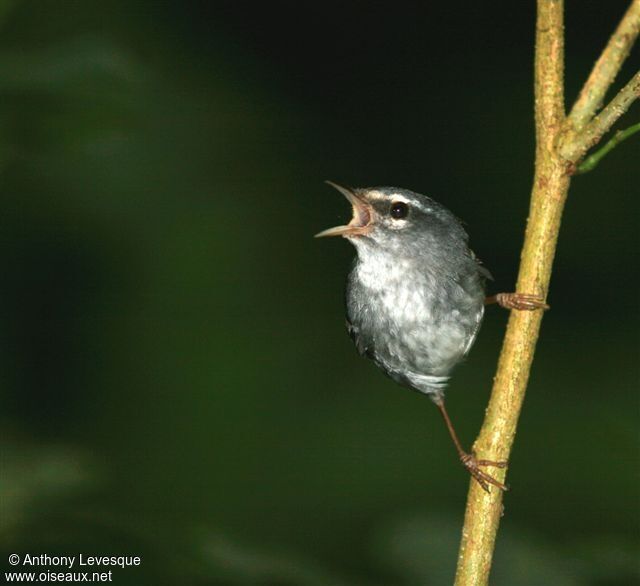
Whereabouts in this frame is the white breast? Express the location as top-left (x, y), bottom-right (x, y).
top-left (354, 248), bottom-right (435, 324)
top-left (349, 240), bottom-right (483, 383)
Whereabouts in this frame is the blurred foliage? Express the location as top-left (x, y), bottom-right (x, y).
top-left (0, 1), bottom-right (638, 584)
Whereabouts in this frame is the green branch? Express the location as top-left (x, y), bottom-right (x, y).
top-left (454, 2), bottom-right (639, 584)
top-left (454, 2), bottom-right (568, 580)
top-left (576, 122), bottom-right (640, 174)
top-left (561, 71), bottom-right (640, 165)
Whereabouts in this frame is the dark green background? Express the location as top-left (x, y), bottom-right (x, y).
top-left (0, 1), bottom-right (638, 584)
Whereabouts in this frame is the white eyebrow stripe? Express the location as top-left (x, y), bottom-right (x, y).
top-left (365, 190), bottom-right (390, 201)
top-left (368, 191), bottom-right (414, 205)
top-left (366, 190), bottom-right (433, 214)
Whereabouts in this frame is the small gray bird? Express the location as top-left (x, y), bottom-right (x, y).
top-left (316, 181), bottom-right (547, 491)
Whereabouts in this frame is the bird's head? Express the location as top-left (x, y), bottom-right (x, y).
top-left (315, 181), bottom-right (466, 254)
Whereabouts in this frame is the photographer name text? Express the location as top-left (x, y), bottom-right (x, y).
top-left (18, 555), bottom-right (140, 569)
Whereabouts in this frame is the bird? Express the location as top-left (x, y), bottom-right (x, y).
top-left (315, 181), bottom-right (548, 492)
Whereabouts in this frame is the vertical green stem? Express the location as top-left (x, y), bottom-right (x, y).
top-left (453, 0), bottom-right (638, 582)
top-left (454, 1), bottom-right (570, 583)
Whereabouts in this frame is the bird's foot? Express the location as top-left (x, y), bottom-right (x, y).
top-left (460, 452), bottom-right (508, 493)
top-left (487, 292), bottom-right (549, 311)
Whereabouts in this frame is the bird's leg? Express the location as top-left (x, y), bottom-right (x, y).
top-left (485, 292), bottom-right (549, 311)
top-left (433, 397), bottom-right (508, 493)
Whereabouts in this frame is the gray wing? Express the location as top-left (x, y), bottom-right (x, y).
top-left (462, 305), bottom-right (484, 358)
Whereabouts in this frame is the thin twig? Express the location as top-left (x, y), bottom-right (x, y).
top-left (576, 122), bottom-right (640, 173)
top-left (561, 71), bottom-right (640, 164)
top-left (568, 0), bottom-right (640, 131)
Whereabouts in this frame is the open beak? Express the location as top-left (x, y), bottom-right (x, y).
top-left (314, 181), bottom-right (372, 238)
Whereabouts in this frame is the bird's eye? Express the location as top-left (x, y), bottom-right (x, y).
top-left (390, 201), bottom-right (409, 220)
